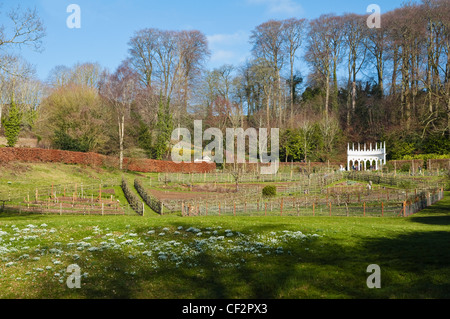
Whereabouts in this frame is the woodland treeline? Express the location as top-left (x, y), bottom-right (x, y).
top-left (0, 0), bottom-right (449, 165)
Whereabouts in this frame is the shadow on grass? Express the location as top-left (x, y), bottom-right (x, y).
top-left (359, 230), bottom-right (450, 298)
top-left (408, 196), bottom-right (450, 226)
top-left (16, 209), bottom-right (450, 299)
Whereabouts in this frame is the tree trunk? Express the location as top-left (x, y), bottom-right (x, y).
top-left (325, 71), bottom-right (330, 118)
top-left (377, 52), bottom-right (384, 96)
top-left (290, 53), bottom-right (294, 126)
top-left (119, 115), bottom-right (125, 170)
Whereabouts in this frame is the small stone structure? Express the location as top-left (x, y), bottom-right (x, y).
top-left (347, 142), bottom-right (386, 171)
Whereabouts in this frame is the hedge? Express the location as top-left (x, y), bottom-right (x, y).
top-left (121, 177), bottom-right (144, 215)
top-left (134, 178), bottom-right (166, 215)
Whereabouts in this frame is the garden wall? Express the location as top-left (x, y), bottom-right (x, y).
top-left (0, 147), bottom-right (215, 173)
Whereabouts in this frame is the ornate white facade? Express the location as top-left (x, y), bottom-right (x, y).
top-left (347, 142), bottom-right (386, 171)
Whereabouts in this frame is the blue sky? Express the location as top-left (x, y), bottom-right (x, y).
top-left (2, 0), bottom-right (405, 81)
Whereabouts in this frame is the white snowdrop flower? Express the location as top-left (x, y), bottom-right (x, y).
top-left (0, 231), bottom-right (8, 236)
top-left (121, 239), bottom-right (133, 245)
top-left (23, 235), bottom-right (37, 241)
top-left (54, 272), bottom-right (60, 277)
top-left (83, 237), bottom-right (92, 241)
top-left (40, 224), bottom-right (48, 228)
top-left (25, 271), bottom-right (32, 275)
top-left (159, 233), bottom-right (165, 236)
top-left (174, 231), bottom-right (180, 235)
top-left (147, 230), bottom-right (155, 235)
top-left (35, 268), bottom-right (44, 272)
top-left (196, 232), bottom-right (203, 237)
top-left (45, 266), bottom-right (52, 270)
top-left (53, 260), bottom-right (62, 265)
top-left (105, 233), bottom-right (113, 237)
top-left (32, 257), bottom-right (40, 261)
top-left (6, 262), bottom-right (15, 267)
top-left (158, 254), bottom-right (168, 260)
top-left (88, 247), bottom-right (99, 252)
top-left (225, 229), bottom-right (232, 233)
top-left (162, 228), bottom-right (170, 232)
top-left (49, 229), bottom-right (56, 234)
top-left (226, 232), bottom-right (234, 237)
top-left (177, 226), bottom-right (183, 230)
top-left (73, 254), bottom-right (80, 260)
top-left (212, 231), bottom-right (218, 235)
top-left (26, 224), bottom-right (36, 229)
top-left (129, 233), bottom-right (138, 237)
top-left (128, 255), bottom-right (135, 259)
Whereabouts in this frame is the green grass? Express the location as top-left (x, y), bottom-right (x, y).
top-left (0, 192), bottom-right (449, 299)
top-left (0, 163), bottom-right (449, 299)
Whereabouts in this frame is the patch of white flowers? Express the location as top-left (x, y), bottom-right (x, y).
top-left (0, 223), bottom-right (323, 287)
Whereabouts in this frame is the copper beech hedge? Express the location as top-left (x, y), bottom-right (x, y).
top-left (0, 147), bottom-right (215, 173)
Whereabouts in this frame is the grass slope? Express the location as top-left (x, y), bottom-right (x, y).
top-left (0, 193), bottom-right (448, 299)
top-left (0, 163), bottom-right (448, 299)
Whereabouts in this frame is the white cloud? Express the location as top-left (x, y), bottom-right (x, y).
top-left (247, 0), bottom-right (303, 15)
top-left (207, 31), bottom-right (250, 66)
top-left (207, 31), bottom-right (248, 46)
top-left (209, 50), bottom-right (236, 63)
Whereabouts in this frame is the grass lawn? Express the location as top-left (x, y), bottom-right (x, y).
top-left (0, 191), bottom-right (449, 299)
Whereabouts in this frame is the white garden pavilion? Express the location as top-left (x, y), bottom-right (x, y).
top-left (347, 142), bottom-right (386, 171)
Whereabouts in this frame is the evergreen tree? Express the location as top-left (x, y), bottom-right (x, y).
top-left (153, 95), bottom-right (173, 159)
top-left (3, 99), bottom-right (22, 147)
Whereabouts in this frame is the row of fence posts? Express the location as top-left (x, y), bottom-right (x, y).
top-left (5, 181), bottom-right (127, 216)
top-left (180, 198), bottom-right (385, 217)
top-left (179, 188), bottom-right (444, 218)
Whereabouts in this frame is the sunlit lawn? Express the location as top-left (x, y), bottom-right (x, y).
top-left (1, 192), bottom-right (449, 299)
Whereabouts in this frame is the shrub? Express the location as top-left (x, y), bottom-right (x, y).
top-left (134, 178), bottom-right (163, 214)
top-left (262, 185), bottom-right (277, 197)
top-left (121, 177), bottom-right (143, 215)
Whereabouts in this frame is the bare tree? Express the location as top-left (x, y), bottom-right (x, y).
top-left (178, 30), bottom-right (210, 114)
top-left (305, 15), bottom-right (334, 117)
top-left (342, 13), bottom-right (368, 126)
top-left (0, 5), bottom-right (45, 129)
top-left (282, 18), bottom-right (307, 124)
top-left (100, 62), bottom-right (139, 170)
top-left (250, 20), bottom-right (287, 126)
